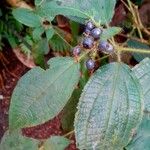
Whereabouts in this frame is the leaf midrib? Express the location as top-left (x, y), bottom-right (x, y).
top-left (82, 71), bottom-right (113, 148)
top-left (103, 63), bottom-right (120, 142)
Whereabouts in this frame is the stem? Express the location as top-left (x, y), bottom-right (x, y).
top-left (127, 0), bottom-right (143, 41)
top-left (78, 50), bottom-right (91, 61)
top-left (63, 130), bottom-right (74, 137)
top-left (117, 51), bottom-right (121, 62)
top-left (143, 28), bottom-right (150, 36)
top-left (95, 55), bottom-right (109, 62)
top-left (117, 47), bottom-right (150, 54)
top-left (137, 27), bottom-right (143, 41)
top-left (135, 5), bottom-right (150, 36)
top-left (119, 33), bottom-right (149, 45)
top-left (120, 0), bottom-right (131, 11)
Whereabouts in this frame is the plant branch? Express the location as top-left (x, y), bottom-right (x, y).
top-left (127, 0), bottom-right (144, 40)
top-left (78, 50), bottom-right (91, 62)
top-left (120, 0), bottom-right (131, 11)
top-left (116, 46), bottom-right (150, 54)
top-left (63, 130), bottom-right (74, 137)
top-left (119, 33), bottom-right (149, 45)
top-left (95, 55), bottom-right (109, 62)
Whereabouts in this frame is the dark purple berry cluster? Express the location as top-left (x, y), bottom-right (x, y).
top-left (82, 21), bottom-right (102, 49)
top-left (72, 21), bottom-right (114, 70)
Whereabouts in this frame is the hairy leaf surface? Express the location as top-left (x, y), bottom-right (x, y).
top-left (132, 58), bottom-right (150, 112)
top-left (37, 1), bottom-right (88, 21)
top-left (75, 62), bottom-right (143, 149)
top-left (125, 58), bottom-right (150, 150)
top-left (9, 57), bottom-right (80, 130)
top-left (60, 0), bottom-right (116, 24)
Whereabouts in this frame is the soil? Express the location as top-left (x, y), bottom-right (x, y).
top-left (0, 47), bottom-right (77, 149)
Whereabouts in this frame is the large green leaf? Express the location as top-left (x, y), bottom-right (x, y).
top-left (0, 130), bottom-right (39, 150)
top-left (9, 57), bottom-right (80, 130)
top-left (127, 40), bottom-right (150, 62)
top-left (12, 8), bottom-right (41, 27)
top-left (59, 0), bottom-right (117, 24)
top-left (132, 58), bottom-right (150, 112)
top-left (37, 1), bottom-right (88, 22)
top-left (125, 58), bottom-right (150, 150)
top-left (43, 136), bottom-right (70, 150)
top-left (74, 62), bottom-right (143, 149)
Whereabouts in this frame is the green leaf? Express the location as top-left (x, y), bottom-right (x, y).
top-left (101, 27), bottom-right (122, 41)
top-left (134, 0), bottom-right (143, 5)
top-left (6, 34), bottom-right (18, 48)
top-left (32, 39), bottom-right (49, 68)
top-left (9, 57), bottom-right (80, 130)
top-left (37, 1), bottom-right (88, 22)
top-left (60, 0), bottom-right (117, 24)
top-left (129, 58), bottom-right (150, 149)
top-left (0, 130), bottom-right (39, 150)
top-left (70, 21), bottom-right (80, 46)
top-left (132, 58), bottom-right (150, 113)
top-left (49, 34), bottom-right (71, 52)
top-left (12, 8), bottom-right (41, 27)
top-left (43, 136), bottom-right (70, 150)
top-left (20, 35), bottom-right (33, 55)
top-left (33, 38), bottom-right (49, 54)
top-left (32, 27), bottom-right (44, 41)
top-left (126, 114), bottom-right (150, 150)
top-left (46, 27), bottom-right (55, 41)
top-left (75, 62), bottom-right (143, 149)
top-left (127, 40), bottom-right (150, 62)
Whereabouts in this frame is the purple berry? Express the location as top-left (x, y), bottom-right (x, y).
top-left (98, 41), bottom-right (114, 53)
top-left (91, 28), bottom-right (102, 40)
top-left (86, 59), bottom-right (95, 70)
top-left (82, 37), bottom-right (94, 49)
top-left (86, 21), bottom-right (95, 30)
top-left (84, 28), bottom-right (91, 35)
top-left (73, 46), bottom-right (81, 56)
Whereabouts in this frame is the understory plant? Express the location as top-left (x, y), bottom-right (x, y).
top-left (0, 0), bottom-right (150, 149)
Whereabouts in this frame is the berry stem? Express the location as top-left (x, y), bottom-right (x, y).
top-left (78, 50), bottom-right (91, 61)
top-left (95, 55), bottom-right (109, 62)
